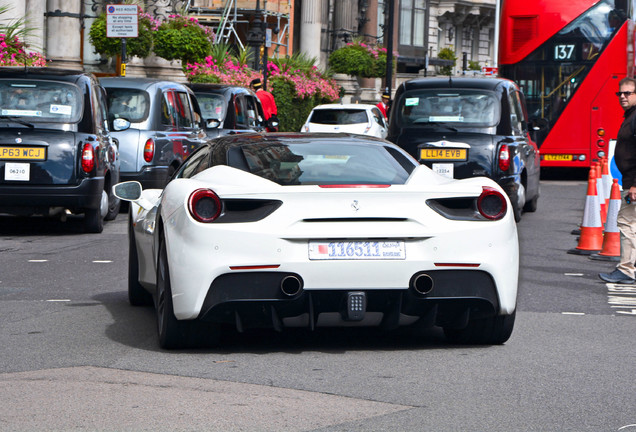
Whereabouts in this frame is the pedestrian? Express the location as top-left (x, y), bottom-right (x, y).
top-left (250, 78), bottom-right (279, 132)
top-left (599, 77), bottom-right (636, 284)
top-left (376, 89), bottom-right (391, 120)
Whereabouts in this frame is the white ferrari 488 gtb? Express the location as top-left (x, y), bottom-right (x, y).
top-left (114, 132), bottom-right (519, 349)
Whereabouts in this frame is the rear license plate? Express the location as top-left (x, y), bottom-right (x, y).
top-left (0, 146), bottom-right (46, 161)
top-left (543, 154), bottom-right (573, 161)
top-left (420, 148), bottom-right (467, 161)
top-left (4, 162), bottom-right (30, 181)
top-left (308, 241), bottom-right (405, 260)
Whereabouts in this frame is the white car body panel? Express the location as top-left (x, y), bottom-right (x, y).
top-left (130, 164), bottom-right (518, 321)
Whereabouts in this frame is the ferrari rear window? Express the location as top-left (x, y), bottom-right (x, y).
top-left (231, 142), bottom-right (415, 186)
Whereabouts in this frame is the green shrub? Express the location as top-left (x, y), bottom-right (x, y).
top-left (153, 15), bottom-right (214, 65)
top-left (438, 48), bottom-right (457, 76)
top-left (328, 42), bottom-right (391, 78)
top-left (270, 77), bottom-right (333, 132)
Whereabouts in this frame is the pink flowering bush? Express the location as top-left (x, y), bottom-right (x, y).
top-left (0, 33), bottom-right (46, 66)
top-left (186, 53), bottom-right (341, 131)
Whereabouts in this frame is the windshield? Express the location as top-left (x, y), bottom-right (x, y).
top-left (398, 89), bottom-right (500, 127)
top-left (0, 79), bottom-right (82, 123)
top-left (310, 109), bottom-right (370, 125)
top-left (105, 88), bottom-right (150, 123)
top-left (196, 93), bottom-right (226, 121)
top-left (229, 142), bottom-right (415, 186)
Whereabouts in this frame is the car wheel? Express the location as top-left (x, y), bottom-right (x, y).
top-left (156, 236), bottom-right (189, 349)
top-left (444, 310), bottom-right (516, 345)
top-left (523, 191), bottom-right (539, 213)
top-left (105, 184), bottom-right (121, 221)
top-left (83, 190), bottom-right (106, 233)
top-left (128, 213), bottom-right (153, 306)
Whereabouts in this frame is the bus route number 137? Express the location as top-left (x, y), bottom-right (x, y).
top-left (554, 44), bottom-right (576, 61)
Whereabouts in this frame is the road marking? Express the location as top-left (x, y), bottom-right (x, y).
top-left (605, 283), bottom-right (636, 316)
top-left (46, 299), bottom-right (70, 302)
top-left (564, 273), bottom-right (584, 276)
top-left (92, 260), bottom-right (113, 263)
top-left (562, 312), bottom-right (585, 315)
top-left (28, 259), bottom-right (48, 263)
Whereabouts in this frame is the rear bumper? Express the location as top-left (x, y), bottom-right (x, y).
top-left (121, 165), bottom-right (169, 189)
top-left (198, 270), bottom-right (500, 331)
top-left (0, 176), bottom-right (104, 213)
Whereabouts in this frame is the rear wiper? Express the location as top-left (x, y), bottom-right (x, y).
top-left (416, 121), bottom-right (457, 132)
top-left (0, 115), bottom-right (34, 128)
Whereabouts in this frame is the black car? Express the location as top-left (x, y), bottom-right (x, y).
top-left (387, 77), bottom-right (540, 221)
top-left (0, 68), bottom-right (121, 233)
top-left (187, 83), bottom-right (265, 138)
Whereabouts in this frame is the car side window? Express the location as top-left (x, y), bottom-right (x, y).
top-left (175, 91), bottom-right (195, 128)
top-left (371, 107), bottom-right (386, 127)
top-left (161, 91), bottom-right (179, 130)
top-left (235, 96), bottom-right (247, 128)
top-left (174, 146), bottom-right (210, 179)
top-left (507, 91), bottom-right (524, 136)
top-left (243, 96), bottom-right (259, 128)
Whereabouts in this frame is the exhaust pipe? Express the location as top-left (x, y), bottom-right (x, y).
top-left (411, 273), bottom-right (434, 295)
top-left (280, 275), bottom-right (303, 297)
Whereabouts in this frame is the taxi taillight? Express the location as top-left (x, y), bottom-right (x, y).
top-left (81, 143), bottom-right (95, 173)
top-left (498, 144), bottom-right (510, 171)
top-left (143, 138), bottom-right (154, 163)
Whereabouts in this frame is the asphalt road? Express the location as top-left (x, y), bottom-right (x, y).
top-left (1, 178), bottom-right (635, 432)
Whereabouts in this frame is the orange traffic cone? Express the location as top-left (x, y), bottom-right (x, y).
top-left (595, 162), bottom-right (607, 226)
top-left (590, 178), bottom-right (621, 261)
top-left (601, 158), bottom-right (612, 211)
top-left (568, 169), bottom-right (604, 255)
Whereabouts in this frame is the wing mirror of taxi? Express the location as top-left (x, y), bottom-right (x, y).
top-left (113, 118), bottom-right (131, 131)
top-left (206, 119), bottom-right (221, 129)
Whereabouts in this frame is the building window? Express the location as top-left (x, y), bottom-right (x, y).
top-left (399, 0), bottom-right (426, 47)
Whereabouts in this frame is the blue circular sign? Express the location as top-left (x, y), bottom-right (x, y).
top-left (108, 6), bottom-right (115, 13)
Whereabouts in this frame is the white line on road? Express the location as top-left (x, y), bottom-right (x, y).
top-left (564, 273), bottom-right (584, 276)
top-left (28, 260), bottom-right (48, 263)
top-left (561, 312), bottom-right (585, 315)
top-left (92, 260), bottom-right (113, 263)
top-left (46, 299), bottom-right (70, 302)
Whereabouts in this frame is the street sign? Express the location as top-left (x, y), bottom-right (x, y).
top-left (106, 4), bottom-right (138, 38)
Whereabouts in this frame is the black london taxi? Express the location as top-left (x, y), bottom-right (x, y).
top-left (0, 67), bottom-right (121, 233)
top-left (387, 76), bottom-right (540, 222)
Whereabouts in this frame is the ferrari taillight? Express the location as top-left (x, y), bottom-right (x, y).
top-left (143, 138), bottom-right (154, 162)
top-left (81, 143), bottom-right (95, 173)
top-left (188, 188), bottom-right (222, 223)
top-left (477, 186), bottom-right (507, 220)
top-left (498, 144), bottom-right (510, 171)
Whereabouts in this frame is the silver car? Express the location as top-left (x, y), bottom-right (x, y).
top-left (100, 77), bottom-right (207, 189)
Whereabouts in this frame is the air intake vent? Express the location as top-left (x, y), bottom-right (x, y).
top-left (511, 16), bottom-right (538, 51)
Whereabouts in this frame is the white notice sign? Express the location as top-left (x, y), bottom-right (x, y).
top-left (106, 4), bottom-right (138, 38)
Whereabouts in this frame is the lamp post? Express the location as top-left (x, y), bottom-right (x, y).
top-left (384, 0), bottom-right (395, 95)
top-left (246, 1), bottom-right (265, 76)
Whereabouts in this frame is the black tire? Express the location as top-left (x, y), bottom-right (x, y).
top-left (105, 184), bottom-right (121, 221)
top-left (83, 190), bottom-right (106, 233)
top-left (444, 310), bottom-right (516, 345)
top-left (523, 193), bottom-right (539, 213)
top-left (156, 235), bottom-right (195, 349)
top-left (511, 183), bottom-right (524, 222)
top-left (128, 213), bottom-right (153, 306)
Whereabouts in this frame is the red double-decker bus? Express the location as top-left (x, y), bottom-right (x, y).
top-left (498, 0), bottom-right (635, 168)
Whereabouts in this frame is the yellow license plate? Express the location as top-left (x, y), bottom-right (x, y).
top-left (543, 154), bottom-right (573, 161)
top-left (0, 146), bottom-right (46, 161)
top-left (420, 148), bottom-right (467, 161)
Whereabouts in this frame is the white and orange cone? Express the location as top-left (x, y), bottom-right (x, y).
top-left (595, 162), bottom-right (607, 226)
top-left (590, 178), bottom-right (621, 261)
top-left (568, 169), bottom-right (604, 255)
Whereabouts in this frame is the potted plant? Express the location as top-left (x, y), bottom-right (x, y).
top-left (152, 14), bottom-right (215, 65)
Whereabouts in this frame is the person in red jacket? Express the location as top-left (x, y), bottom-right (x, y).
top-left (376, 89), bottom-right (391, 119)
top-left (250, 78), bottom-right (278, 131)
